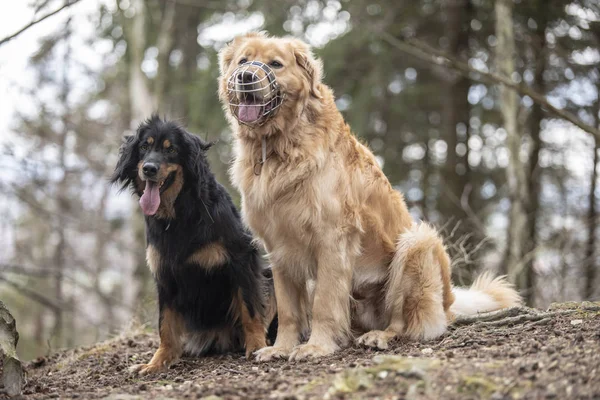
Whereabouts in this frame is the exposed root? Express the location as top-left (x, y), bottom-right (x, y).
top-left (452, 307), bottom-right (533, 327)
top-left (451, 303), bottom-right (599, 330)
top-left (526, 317), bottom-right (552, 327)
top-left (473, 310), bottom-right (576, 328)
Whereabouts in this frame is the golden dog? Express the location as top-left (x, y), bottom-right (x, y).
top-left (218, 32), bottom-right (521, 361)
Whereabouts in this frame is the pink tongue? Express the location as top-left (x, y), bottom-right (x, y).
top-left (140, 181), bottom-right (160, 216)
top-left (238, 104), bottom-right (262, 123)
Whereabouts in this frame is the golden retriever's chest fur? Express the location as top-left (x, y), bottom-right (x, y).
top-left (231, 143), bottom-right (347, 277)
top-left (230, 124), bottom-right (413, 288)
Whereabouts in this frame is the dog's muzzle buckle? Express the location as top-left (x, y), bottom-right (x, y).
top-left (226, 61), bottom-right (285, 126)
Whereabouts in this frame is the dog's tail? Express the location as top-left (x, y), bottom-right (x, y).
top-left (450, 272), bottom-right (522, 316)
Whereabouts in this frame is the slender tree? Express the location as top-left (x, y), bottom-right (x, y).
top-left (441, 0), bottom-right (472, 220)
top-left (496, 0), bottom-right (532, 302)
top-left (585, 79), bottom-right (599, 300)
top-left (522, 0), bottom-right (549, 306)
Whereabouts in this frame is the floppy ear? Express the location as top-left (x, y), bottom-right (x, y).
top-left (110, 134), bottom-right (139, 191)
top-left (291, 39), bottom-right (323, 99)
top-left (218, 40), bottom-right (237, 76)
top-left (218, 34), bottom-right (250, 75)
top-left (182, 130), bottom-right (214, 186)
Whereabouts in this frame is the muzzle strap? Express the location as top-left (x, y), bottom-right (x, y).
top-left (226, 61), bottom-right (285, 126)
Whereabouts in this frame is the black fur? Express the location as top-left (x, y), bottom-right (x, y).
top-left (111, 114), bottom-right (274, 355)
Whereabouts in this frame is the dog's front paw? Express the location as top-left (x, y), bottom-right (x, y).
top-left (288, 343), bottom-right (337, 361)
top-left (254, 345), bottom-right (291, 362)
top-left (129, 362), bottom-right (167, 375)
top-left (356, 330), bottom-right (397, 350)
top-left (245, 339), bottom-right (267, 359)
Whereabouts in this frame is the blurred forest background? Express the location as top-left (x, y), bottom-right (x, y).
top-left (0, 0), bottom-right (599, 360)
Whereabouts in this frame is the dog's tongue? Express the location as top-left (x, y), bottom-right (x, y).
top-left (238, 104), bottom-right (262, 123)
top-left (140, 181), bottom-right (160, 216)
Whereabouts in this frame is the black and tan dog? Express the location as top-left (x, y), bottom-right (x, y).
top-left (111, 115), bottom-right (276, 374)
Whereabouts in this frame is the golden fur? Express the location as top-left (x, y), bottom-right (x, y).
top-left (218, 32), bottom-right (521, 361)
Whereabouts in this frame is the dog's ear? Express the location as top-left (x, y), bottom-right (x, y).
top-left (183, 131), bottom-right (214, 185)
top-left (110, 134), bottom-right (139, 191)
top-left (291, 39), bottom-right (323, 99)
top-left (218, 40), bottom-right (237, 76)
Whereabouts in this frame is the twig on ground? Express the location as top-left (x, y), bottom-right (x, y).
top-left (451, 304), bottom-right (598, 331)
top-left (220, 366), bottom-right (243, 375)
top-left (526, 317), bottom-right (552, 327)
top-left (473, 310), bottom-right (576, 328)
top-left (452, 307), bottom-right (532, 327)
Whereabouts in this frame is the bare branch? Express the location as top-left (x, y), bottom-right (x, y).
top-left (0, 263), bottom-right (137, 313)
top-left (0, 0), bottom-right (83, 46)
top-left (0, 264), bottom-right (56, 278)
top-left (376, 31), bottom-right (600, 141)
top-left (0, 276), bottom-right (64, 311)
top-left (0, 276), bottom-right (109, 329)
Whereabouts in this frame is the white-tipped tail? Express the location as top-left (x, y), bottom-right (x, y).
top-left (450, 272), bottom-right (522, 316)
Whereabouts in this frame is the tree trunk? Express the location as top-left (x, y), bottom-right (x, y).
top-left (523, 5), bottom-right (548, 306)
top-left (585, 87), bottom-right (599, 300)
top-left (126, 0), bottom-right (155, 123)
top-left (154, 0), bottom-right (176, 111)
top-left (441, 0), bottom-right (471, 215)
top-left (496, 0), bottom-right (531, 301)
top-left (52, 17), bottom-right (73, 348)
top-left (0, 302), bottom-right (24, 397)
top-left (94, 186), bottom-right (115, 336)
top-left (176, 3), bottom-right (203, 120)
top-left (441, 0), bottom-right (474, 282)
top-left (123, 0), bottom-right (160, 319)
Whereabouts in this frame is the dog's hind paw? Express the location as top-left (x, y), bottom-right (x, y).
top-left (288, 343), bottom-right (337, 361)
top-left (254, 346), bottom-right (291, 362)
top-left (129, 363), bottom-right (167, 375)
top-left (355, 330), bottom-right (397, 350)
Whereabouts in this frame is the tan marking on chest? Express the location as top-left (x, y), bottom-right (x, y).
top-left (146, 245), bottom-right (160, 276)
top-left (186, 242), bottom-right (230, 269)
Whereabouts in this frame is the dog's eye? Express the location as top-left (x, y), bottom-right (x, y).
top-left (166, 147), bottom-right (177, 154)
top-left (140, 144), bottom-right (149, 151)
top-left (238, 57), bottom-right (248, 65)
top-left (270, 60), bottom-right (283, 68)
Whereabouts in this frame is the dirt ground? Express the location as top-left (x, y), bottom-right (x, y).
top-left (5, 302), bottom-right (600, 399)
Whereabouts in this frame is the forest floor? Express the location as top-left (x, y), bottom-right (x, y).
top-left (4, 302), bottom-right (600, 400)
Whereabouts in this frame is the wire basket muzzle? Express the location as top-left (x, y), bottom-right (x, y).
top-left (226, 61), bottom-right (285, 126)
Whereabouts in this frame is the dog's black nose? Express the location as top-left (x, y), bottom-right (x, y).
top-left (237, 71), bottom-right (256, 84)
top-left (143, 163), bottom-right (158, 177)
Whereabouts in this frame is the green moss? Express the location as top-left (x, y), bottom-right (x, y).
top-left (458, 375), bottom-right (497, 397)
top-left (325, 355), bottom-right (438, 397)
top-left (297, 377), bottom-right (326, 393)
top-left (370, 355), bottom-right (439, 373)
top-left (329, 369), bottom-right (374, 394)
